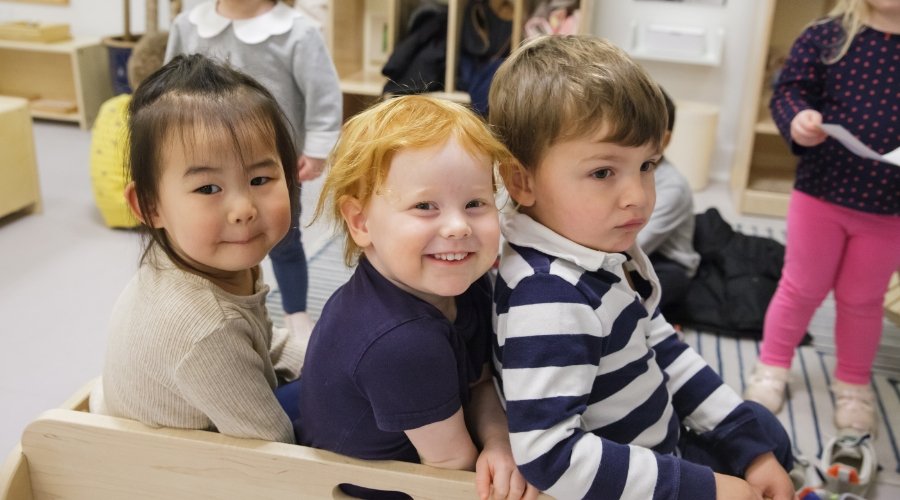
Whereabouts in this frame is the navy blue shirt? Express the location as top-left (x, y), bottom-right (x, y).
top-left (770, 19), bottom-right (899, 215)
top-left (296, 258), bottom-right (491, 463)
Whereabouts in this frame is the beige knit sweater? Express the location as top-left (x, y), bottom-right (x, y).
top-left (90, 249), bottom-right (305, 444)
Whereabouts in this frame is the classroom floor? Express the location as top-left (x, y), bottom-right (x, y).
top-left (1, 119), bottom-right (897, 498)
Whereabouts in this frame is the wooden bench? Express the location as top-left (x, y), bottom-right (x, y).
top-left (1, 379), bottom-right (549, 499)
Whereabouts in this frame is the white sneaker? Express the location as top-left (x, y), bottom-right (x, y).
top-left (821, 431), bottom-right (877, 497)
top-left (743, 362), bottom-right (790, 413)
top-left (832, 381), bottom-right (877, 436)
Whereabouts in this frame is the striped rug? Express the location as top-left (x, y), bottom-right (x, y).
top-left (684, 329), bottom-right (900, 491)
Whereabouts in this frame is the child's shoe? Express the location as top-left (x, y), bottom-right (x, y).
top-left (743, 362), bottom-right (790, 413)
top-left (797, 488), bottom-right (867, 500)
top-left (832, 381), bottom-right (877, 436)
top-left (790, 453), bottom-right (824, 492)
top-left (821, 430), bottom-right (877, 498)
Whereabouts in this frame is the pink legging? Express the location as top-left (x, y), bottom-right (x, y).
top-left (759, 191), bottom-right (900, 384)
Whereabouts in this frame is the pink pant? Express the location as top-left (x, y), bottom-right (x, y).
top-left (759, 191), bottom-right (900, 384)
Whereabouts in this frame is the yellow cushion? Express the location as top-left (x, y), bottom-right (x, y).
top-left (90, 94), bottom-right (138, 228)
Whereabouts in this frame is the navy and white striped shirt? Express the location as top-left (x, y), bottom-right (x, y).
top-left (493, 212), bottom-right (772, 499)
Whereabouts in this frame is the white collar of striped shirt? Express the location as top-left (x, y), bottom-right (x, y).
top-left (500, 210), bottom-right (630, 273)
top-left (189, 1), bottom-right (302, 44)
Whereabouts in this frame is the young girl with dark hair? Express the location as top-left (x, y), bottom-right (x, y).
top-left (90, 54), bottom-right (306, 444)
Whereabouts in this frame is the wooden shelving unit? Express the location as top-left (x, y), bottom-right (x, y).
top-left (325, 0), bottom-right (593, 114)
top-left (730, 0), bottom-right (835, 217)
top-left (0, 96), bottom-right (41, 219)
top-left (0, 37), bottom-right (113, 129)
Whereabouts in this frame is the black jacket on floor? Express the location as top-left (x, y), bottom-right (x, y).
top-left (664, 208), bottom-right (786, 339)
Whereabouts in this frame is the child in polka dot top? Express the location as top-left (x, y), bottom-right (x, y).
top-left (744, 0), bottom-right (899, 439)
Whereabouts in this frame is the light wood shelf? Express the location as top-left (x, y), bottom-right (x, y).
top-left (326, 0), bottom-right (592, 114)
top-left (0, 37), bottom-right (113, 129)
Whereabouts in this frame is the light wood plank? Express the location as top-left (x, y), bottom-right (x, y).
top-left (20, 410), bottom-right (552, 500)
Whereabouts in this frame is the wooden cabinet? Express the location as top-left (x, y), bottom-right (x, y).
top-left (0, 96), bottom-right (41, 219)
top-left (324, 0), bottom-right (592, 112)
top-left (0, 37), bottom-right (113, 129)
top-left (730, 0), bottom-right (835, 217)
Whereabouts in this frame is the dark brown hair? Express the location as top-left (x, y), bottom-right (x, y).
top-left (489, 35), bottom-right (667, 172)
top-left (128, 54), bottom-right (298, 270)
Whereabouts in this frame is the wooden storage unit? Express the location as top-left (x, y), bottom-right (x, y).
top-left (0, 37), bottom-right (113, 129)
top-left (325, 0), bottom-right (592, 111)
top-left (731, 0), bottom-right (834, 217)
top-left (0, 96), bottom-right (41, 220)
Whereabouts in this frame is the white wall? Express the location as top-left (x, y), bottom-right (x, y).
top-left (589, 0), bottom-right (764, 184)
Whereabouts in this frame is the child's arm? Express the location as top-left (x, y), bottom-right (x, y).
top-left (500, 273), bottom-right (716, 499)
top-left (405, 409), bottom-right (478, 471)
top-left (743, 452), bottom-right (796, 500)
top-left (175, 324), bottom-right (295, 443)
top-left (637, 167), bottom-right (694, 254)
top-left (646, 312), bottom-right (788, 485)
top-left (769, 24), bottom-right (828, 152)
top-left (466, 366), bottom-right (539, 500)
top-left (290, 24), bottom-right (342, 167)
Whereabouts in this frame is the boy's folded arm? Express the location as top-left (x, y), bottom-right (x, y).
top-left (648, 315), bottom-right (776, 474)
top-left (500, 279), bottom-right (715, 499)
top-left (504, 396), bottom-right (717, 500)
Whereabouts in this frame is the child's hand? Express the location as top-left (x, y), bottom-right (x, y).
top-left (743, 452), bottom-right (796, 500)
top-left (475, 438), bottom-right (539, 500)
top-left (296, 155), bottom-right (326, 182)
top-left (790, 109), bottom-right (827, 147)
top-left (714, 473), bottom-right (763, 500)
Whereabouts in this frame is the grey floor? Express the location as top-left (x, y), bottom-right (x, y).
top-left (2, 119), bottom-right (897, 498)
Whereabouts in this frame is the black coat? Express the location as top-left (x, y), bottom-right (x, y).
top-left (665, 208), bottom-right (786, 339)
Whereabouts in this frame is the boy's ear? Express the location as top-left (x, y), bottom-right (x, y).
top-left (504, 162), bottom-right (537, 208)
top-left (124, 182), bottom-right (162, 228)
top-left (339, 196), bottom-right (372, 248)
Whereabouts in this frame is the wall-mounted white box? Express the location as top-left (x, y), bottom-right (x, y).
top-left (629, 22), bottom-right (724, 66)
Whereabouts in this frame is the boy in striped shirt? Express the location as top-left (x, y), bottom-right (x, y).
top-left (488, 35), bottom-right (795, 500)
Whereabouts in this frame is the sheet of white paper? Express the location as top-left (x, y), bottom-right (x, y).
top-left (821, 123), bottom-right (900, 167)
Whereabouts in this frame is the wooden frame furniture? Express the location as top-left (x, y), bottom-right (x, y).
top-left (0, 96), bottom-right (41, 219)
top-left (0, 379), bottom-right (553, 499)
top-left (0, 37), bottom-right (113, 129)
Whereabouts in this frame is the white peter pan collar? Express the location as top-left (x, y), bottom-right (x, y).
top-left (189, 1), bottom-right (301, 44)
